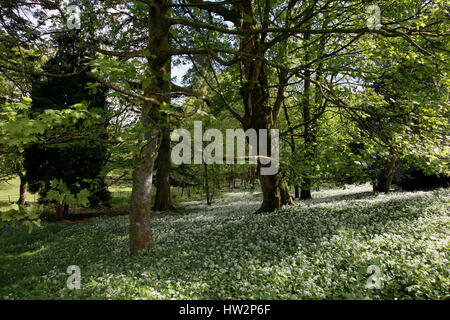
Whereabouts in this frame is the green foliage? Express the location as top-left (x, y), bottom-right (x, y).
top-left (19, 35), bottom-right (111, 205)
top-left (0, 98), bottom-right (103, 149)
top-left (0, 204), bottom-right (42, 233)
top-left (46, 179), bottom-right (90, 208)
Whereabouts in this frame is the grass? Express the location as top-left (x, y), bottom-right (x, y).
top-left (0, 177), bottom-right (37, 205)
top-left (0, 184), bottom-right (448, 300)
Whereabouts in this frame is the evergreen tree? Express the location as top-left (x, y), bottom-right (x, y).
top-left (24, 33), bottom-right (110, 215)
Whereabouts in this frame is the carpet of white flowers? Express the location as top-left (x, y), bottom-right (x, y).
top-left (0, 184), bottom-right (449, 300)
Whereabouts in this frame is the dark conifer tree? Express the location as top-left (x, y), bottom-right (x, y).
top-left (24, 33), bottom-right (110, 216)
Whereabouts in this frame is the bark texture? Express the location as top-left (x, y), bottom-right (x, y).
top-left (237, 0), bottom-right (294, 213)
top-left (129, 129), bottom-right (158, 254)
top-left (153, 122), bottom-right (174, 211)
top-left (257, 171), bottom-right (293, 213)
top-left (129, 0), bottom-right (170, 255)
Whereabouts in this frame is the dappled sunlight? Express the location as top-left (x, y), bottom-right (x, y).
top-left (1, 185), bottom-right (448, 299)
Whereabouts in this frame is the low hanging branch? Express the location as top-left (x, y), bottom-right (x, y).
top-left (170, 82), bottom-right (213, 106)
top-left (0, 63), bottom-right (89, 78)
top-left (84, 71), bottom-right (161, 106)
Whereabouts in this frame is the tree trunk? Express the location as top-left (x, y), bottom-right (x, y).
top-left (300, 187), bottom-right (312, 200)
top-left (204, 162), bottom-right (212, 205)
top-left (153, 53), bottom-right (173, 212)
top-left (56, 203), bottom-right (64, 220)
top-left (294, 186), bottom-right (300, 199)
top-left (383, 156), bottom-right (396, 193)
top-left (248, 96), bottom-right (295, 212)
top-left (300, 29), bottom-right (314, 201)
top-left (129, 1), bottom-right (170, 255)
top-left (254, 120), bottom-right (295, 213)
top-left (153, 121), bottom-right (174, 211)
top-left (17, 174), bottom-right (26, 205)
top-left (282, 101), bottom-right (299, 200)
top-left (228, 166), bottom-right (233, 191)
top-left (232, 0), bottom-right (294, 213)
top-left (257, 171), bottom-right (294, 213)
top-left (211, 164), bottom-right (216, 196)
top-left (129, 125), bottom-right (159, 255)
top-left (254, 118), bottom-right (295, 212)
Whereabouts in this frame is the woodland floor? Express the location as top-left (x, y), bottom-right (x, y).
top-left (0, 184), bottom-right (448, 299)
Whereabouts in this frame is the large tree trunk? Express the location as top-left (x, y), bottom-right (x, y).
top-left (257, 171), bottom-right (293, 213)
top-left (130, 124), bottom-right (159, 255)
top-left (129, 0), bottom-right (170, 255)
top-left (249, 110), bottom-right (295, 212)
top-left (255, 125), bottom-right (295, 212)
top-left (17, 173), bottom-right (26, 205)
top-left (246, 115), bottom-right (295, 212)
top-left (236, 0), bottom-right (294, 213)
